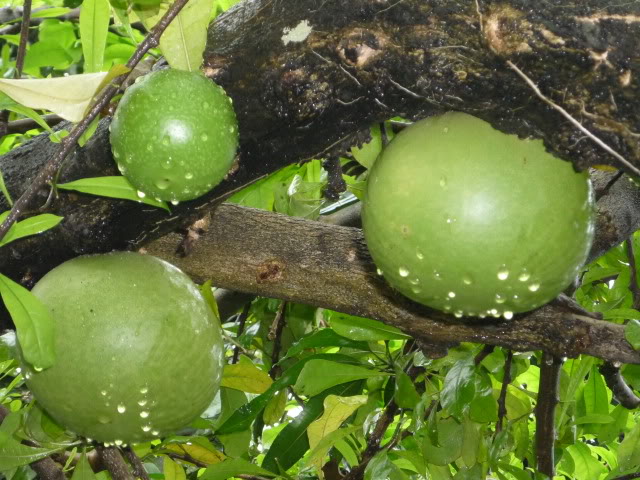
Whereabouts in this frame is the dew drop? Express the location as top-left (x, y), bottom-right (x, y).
top-left (411, 286), bottom-right (421, 294)
top-left (114, 439), bottom-right (123, 446)
top-left (448, 291), bottom-right (456, 298)
top-left (152, 430), bottom-right (160, 436)
top-left (495, 293), bottom-right (506, 304)
top-left (229, 126), bottom-right (235, 133)
top-left (142, 425), bottom-right (152, 432)
top-left (140, 411), bottom-right (149, 418)
top-left (503, 311), bottom-right (514, 320)
top-left (376, 268), bottom-right (383, 276)
top-left (140, 387), bottom-right (148, 394)
top-left (433, 271), bottom-right (442, 280)
top-left (162, 160), bottom-right (171, 170)
top-left (185, 172), bottom-right (193, 180)
top-left (100, 390), bottom-right (107, 396)
top-left (34, 366), bottom-right (43, 372)
top-left (518, 270), bottom-right (531, 282)
top-left (490, 308), bottom-right (498, 316)
top-left (155, 178), bottom-right (171, 190)
top-left (138, 399), bottom-right (147, 407)
top-left (125, 154), bottom-right (133, 164)
top-left (113, 151), bottom-right (120, 159)
top-left (443, 304), bottom-right (452, 311)
top-left (409, 277), bottom-right (420, 285)
top-left (497, 267), bottom-right (509, 281)
top-left (439, 176), bottom-right (447, 187)
top-left (416, 250), bottom-right (424, 260)
top-left (462, 274), bottom-right (473, 285)
top-left (398, 267), bottom-right (410, 277)
top-left (201, 133), bottom-right (209, 141)
top-left (528, 283), bottom-right (540, 292)
top-left (170, 200), bottom-right (180, 206)
top-left (117, 404), bottom-right (126, 413)
top-left (136, 190), bottom-right (146, 199)
top-left (454, 311), bottom-right (463, 318)
top-left (446, 217), bottom-right (456, 224)
top-left (117, 164), bottom-right (126, 175)
top-left (98, 416), bottom-right (110, 424)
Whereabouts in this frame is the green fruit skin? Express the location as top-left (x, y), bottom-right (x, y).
top-left (110, 69), bottom-right (238, 202)
top-left (20, 252), bottom-right (225, 444)
top-left (362, 112), bottom-right (595, 318)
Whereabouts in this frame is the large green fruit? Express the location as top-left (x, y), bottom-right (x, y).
top-left (20, 252), bottom-right (224, 444)
top-left (362, 113), bottom-right (594, 319)
top-left (110, 69), bottom-right (238, 203)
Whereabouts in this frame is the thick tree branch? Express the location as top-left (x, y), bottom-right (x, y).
top-left (535, 353), bottom-right (563, 477)
top-left (96, 446), bottom-right (134, 480)
top-left (600, 362), bottom-right (640, 409)
top-left (145, 203), bottom-right (640, 365)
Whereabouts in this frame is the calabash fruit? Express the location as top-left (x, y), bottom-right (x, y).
top-left (362, 112), bottom-right (595, 319)
top-left (20, 252), bottom-right (225, 444)
top-left (110, 69), bottom-right (238, 203)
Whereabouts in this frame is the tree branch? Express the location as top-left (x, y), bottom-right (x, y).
top-left (535, 353), bottom-right (563, 477)
top-left (496, 350), bottom-right (513, 434)
top-left (145, 203), bottom-right (640, 365)
top-left (625, 239), bottom-right (640, 310)
top-left (14, 0), bottom-right (31, 78)
top-left (122, 447), bottom-right (150, 480)
top-left (96, 446), bottom-right (134, 480)
top-left (600, 362), bottom-right (640, 409)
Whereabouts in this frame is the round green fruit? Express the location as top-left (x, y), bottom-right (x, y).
top-left (362, 112), bottom-right (595, 319)
top-left (20, 252), bottom-right (225, 444)
top-left (109, 69), bottom-right (238, 202)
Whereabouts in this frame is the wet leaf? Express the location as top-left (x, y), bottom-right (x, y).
top-left (294, 359), bottom-right (388, 396)
top-left (328, 311), bottom-right (409, 341)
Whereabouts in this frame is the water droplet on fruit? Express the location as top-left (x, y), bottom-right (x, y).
top-left (162, 135), bottom-right (171, 146)
top-left (34, 366), bottom-right (43, 372)
top-left (376, 268), bottom-right (383, 276)
top-left (98, 416), bottom-right (110, 424)
top-left (140, 387), bottom-right (148, 394)
top-left (448, 291), bottom-right (456, 298)
top-left (113, 151), bottom-right (120, 159)
top-left (528, 283), bottom-right (540, 292)
top-left (416, 249), bottom-right (424, 260)
top-left (100, 390), bottom-right (107, 396)
top-left (409, 278), bottom-right (419, 285)
top-left (490, 309), bottom-right (500, 317)
top-left (497, 266), bottom-right (509, 280)
top-left (138, 399), bottom-right (147, 406)
top-left (439, 176), bottom-right (447, 187)
top-left (185, 172), bottom-right (193, 180)
top-left (446, 217), bottom-right (455, 224)
top-left (117, 164), bottom-right (126, 175)
top-left (136, 191), bottom-right (146, 199)
top-left (155, 178), bottom-right (171, 190)
top-left (171, 200), bottom-right (180, 206)
top-left (503, 311), bottom-right (514, 320)
top-left (518, 270), bottom-right (531, 282)
top-left (454, 311), bottom-right (463, 318)
top-left (398, 267), bottom-right (409, 277)
top-left (140, 411), bottom-right (149, 418)
top-left (142, 425), bottom-right (151, 432)
top-left (201, 133), bottom-right (208, 141)
top-left (117, 404), bottom-right (126, 413)
top-left (114, 439), bottom-right (123, 446)
top-left (495, 293), bottom-right (506, 304)
top-left (462, 274), bottom-right (473, 285)
top-left (152, 430), bottom-right (160, 436)
top-left (433, 271), bottom-right (442, 280)
top-left (411, 286), bottom-right (421, 294)
top-left (125, 154), bottom-right (133, 164)
top-left (443, 304), bottom-right (452, 311)
top-left (229, 126), bottom-right (235, 133)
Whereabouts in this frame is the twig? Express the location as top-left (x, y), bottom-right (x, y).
top-left (232, 302), bottom-right (251, 364)
top-left (6, 114), bottom-right (64, 135)
top-left (625, 239), bottom-right (640, 309)
top-left (0, 0), bottom-right (192, 242)
top-left (268, 301), bottom-right (287, 378)
top-left (96, 446), bottom-right (134, 480)
top-left (496, 350), bottom-right (513, 433)
top-left (506, 60), bottom-right (640, 177)
top-left (474, 345), bottom-right (495, 365)
top-left (535, 352), bottom-right (563, 477)
top-left (237, 475), bottom-right (273, 480)
top-left (613, 473), bottom-right (640, 480)
top-left (166, 452), bottom-right (207, 468)
top-left (600, 362), bottom-right (640, 409)
top-left (322, 156), bottom-right (346, 201)
top-left (122, 446), bottom-right (150, 480)
top-left (14, 0), bottom-right (31, 78)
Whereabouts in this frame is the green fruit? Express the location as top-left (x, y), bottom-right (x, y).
top-left (110, 69), bottom-right (238, 203)
top-left (362, 112), bottom-right (594, 319)
top-left (20, 252), bottom-right (224, 444)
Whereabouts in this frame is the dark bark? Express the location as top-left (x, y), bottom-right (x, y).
top-left (144, 203), bottom-right (640, 365)
top-left (1, 0), bottom-right (639, 286)
top-left (535, 353), bottom-right (563, 477)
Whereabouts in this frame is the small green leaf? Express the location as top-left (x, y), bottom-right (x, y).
top-left (0, 438), bottom-right (60, 469)
top-left (71, 450), bottom-right (97, 480)
top-left (351, 124), bottom-right (382, 169)
top-left (57, 176), bottom-right (169, 211)
top-left (0, 273), bottom-right (55, 370)
top-left (328, 311), bottom-right (410, 341)
top-left (565, 442), bottom-right (606, 478)
top-left (440, 356), bottom-right (476, 417)
top-left (263, 389), bottom-right (287, 426)
top-left (221, 362), bottom-right (273, 394)
top-left (80, 0), bottom-right (110, 73)
top-left (77, 116), bottom-right (101, 147)
top-left (619, 422), bottom-right (640, 470)
top-left (0, 214), bottom-right (63, 247)
top-left (163, 456), bottom-right (186, 480)
top-left (422, 417), bottom-right (464, 466)
top-left (625, 319), bottom-right (640, 350)
top-left (294, 359), bottom-right (388, 397)
top-left (582, 366), bottom-right (609, 416)
top-left (0, 169), bottom-right (13, 206)
top-left (394, 372), bottom-right (421, 409)
top-left (199, 458), bottom-right (276, 480)
top-left (279, 328), bottom-right (369, 363)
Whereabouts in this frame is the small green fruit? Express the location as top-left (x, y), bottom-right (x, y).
top-left (110, 69), bottom-right (238, 202)
top-left (362, 112), bottom-right (595, 319)
top-left (20, 252), bottom-right (225, 444)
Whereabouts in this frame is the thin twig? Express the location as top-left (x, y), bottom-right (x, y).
top-left (496, 350), bottom-right (513, 433)
top-left (600, 362), bottom-right (640, 409)
top-left (6, 114), bottom-right (64, 135)
top-left (96, 446), bottom-right (134, 480)
top-left (506, 60), bottom-right (640, 177)
top-left (166, 452), bottom-right (207, 468)
top-left (232, 302), bottom-right (251, 364)
top-left (625, 239), bottom-right (640, 309)
top-left (535, 352), bottom-right (563, 477)
top-left (14, 0), bottom-right (31, 77)
top-left (0, 0), bottom-right (192, 242)
top-left (613, 473), bottom-right (640, 480)
top-left (474, 345), bottom-right (495, 365)
top-left (122, 447), bottom-right (150, 480)
top-left (268, 301), bottom-right (287, 378)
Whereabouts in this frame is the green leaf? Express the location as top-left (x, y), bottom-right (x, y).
top-left (394, 372), bottom-right (421, 409)
top-left (582, 365), bottom-right (609, 416)
top-left (307, 394), bottom-right (367, 449)
top-left (4, 104), bottom-right (55, 136)
top-left (56, 176), bottom-right (169, 211)
top-left (0, 169), bottom-right (13, 206)
top-left (619, 422), bottom-right (640, 470)
top-left (364, 451), bottom-right (409, 480)
top-left (294, 359), bottom-right (388, 396)
top-left (422, 417), bottom-right (464, 466)
top-left (328, 311), bottom-right (410, 341)
top-left (221, 362), bottom-right (273, 394)
top-left (80, 0), bottom-right (110, 72)
top-left (261, 382), bottom-right (362, 473)
top-left (440, 356), bottom-right (475, 417)
top-left (71, 450), bottom-right (97, 480)
top-left (163, 456), bottom-right (187, 480)
top-left (351, 123), bottom-right (382, 169)
top-left (574, 413), bottom-right (614, 424)
top-left (625, 319), bottom-right (640, 350)
top-left (0, 273), bottom-right (55, 370)
top-left (77, 116), bottom-right (101, 147)
top-left (565, 442), bottom-right (606, 478)
top-left (279, 328), bottom-right (369, 363)
top-left (0, 214), bottom-right (63, 247)
top-left (0, 439), bottom-right (59, 469)
top-left (303, 425), bottom-right (360, 470)
top-left (199, 458), bottom-right (276, 480)
top-left (263, 389), bottom-right (287, 426)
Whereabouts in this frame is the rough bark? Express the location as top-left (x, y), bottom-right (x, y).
top-left (144, 203), bottom-right (640, 364)
top-left (1, 0), bottom-right (639, 285)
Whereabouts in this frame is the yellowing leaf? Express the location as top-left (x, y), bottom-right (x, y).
top-left (163, 456), bottom-right (186, 480)
top-left (307, 395), bottom-right (367, 450)
top-left (164, 443), bottom-right (225, 466)
top-left (263, 389), bottom-right (288, 426)
top-left (0, 73), bottom-right (108, 122)
top-left (221, 362), bottom-right (273, 394)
